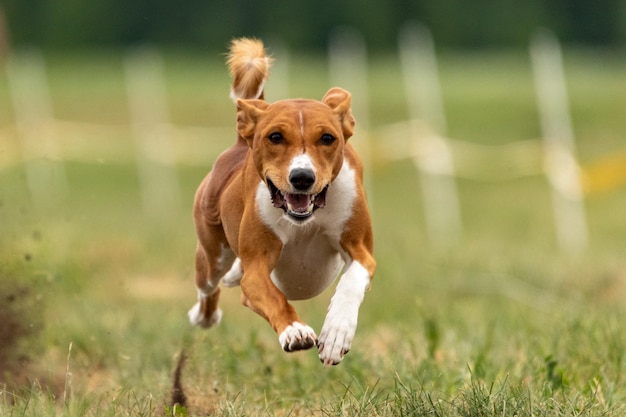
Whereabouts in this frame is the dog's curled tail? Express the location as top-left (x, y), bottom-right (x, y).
top-left (227, 38), bottom-right (271, 103)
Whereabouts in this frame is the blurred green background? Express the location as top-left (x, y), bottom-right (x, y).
top-left (4, 0), bottom-right (626, 51)
top-left (1, 1), bottom-right (625, 415)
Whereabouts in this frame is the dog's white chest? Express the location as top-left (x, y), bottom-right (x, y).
top-left (256, 160), bottom-right (358, 300)
top-left (271, 228), bottom-right (344, 300)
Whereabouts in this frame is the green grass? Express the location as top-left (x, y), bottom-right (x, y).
top-left (0, 48), bottom-right (625, 416)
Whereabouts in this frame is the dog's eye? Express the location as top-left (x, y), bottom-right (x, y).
top-left (268, 132), bottom-right (284, 144)
top-left (319, 133), bottom-right (336, 146)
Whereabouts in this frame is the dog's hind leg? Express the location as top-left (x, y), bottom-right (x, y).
top-left (188, 225), bottom-right (235, 328)
top-left (221, 257), bottom-right (242, 287)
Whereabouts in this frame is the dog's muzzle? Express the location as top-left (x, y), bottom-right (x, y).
top-left (267, 175), bottom-right (328, 221)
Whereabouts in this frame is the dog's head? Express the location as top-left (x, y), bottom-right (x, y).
top-left (236, 87), bottom-right (355, 223)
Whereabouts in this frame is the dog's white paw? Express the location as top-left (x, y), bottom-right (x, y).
top-left (221, 258), bottom-right (243, 287)
top-left (318, 261), bottom-right (369, 365)
top-left (278, 322), bottom-right (317, 352)
top-left (318, 313), bottom-right (356, 366)
top-left (188, 302), bottom-right (222, 328)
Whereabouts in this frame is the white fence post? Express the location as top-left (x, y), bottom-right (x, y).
top-left (264, 39), bottom-right (289, 101)
top-left (399, 23), bottom-right (462, 248)
top-left (124, 46), bottom-right (181, 224)
top-left (6, 48), bottom-right (68, 211)
top-left (328, 28), bottom-right (374, 209)
top-left (329, 27), bottom-right (371, 133)
top-left (530, 30), bottom-right (588, 254)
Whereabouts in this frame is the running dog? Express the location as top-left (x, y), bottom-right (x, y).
top-left (188, 38), bottom-right (376, 366)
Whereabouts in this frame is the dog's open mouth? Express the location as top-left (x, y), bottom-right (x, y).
top-left (267, 179), bottom-right (328, 220)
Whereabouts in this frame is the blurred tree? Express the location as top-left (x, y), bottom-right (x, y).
top-left (546, 0), bottom-right (624, 44)
top-left (0, 5), bottom-right (9, 65)
top-left (2, 0), bottom-right (625, 51)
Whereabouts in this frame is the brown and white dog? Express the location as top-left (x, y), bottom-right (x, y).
top-left (188, 38), bottom-right (376, 366)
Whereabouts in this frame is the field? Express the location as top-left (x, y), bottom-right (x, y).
top-left (1, 48), bottom-right (625, 416)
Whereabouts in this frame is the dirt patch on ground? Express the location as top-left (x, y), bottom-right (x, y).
top-left (0, 280), bottom-right (38, 382)
top-left (0, 268), bottom-right (63, 399)
top-left (167, 349), bottom-right (220, 416)
top-left (168, 350), bottom-right (224, 416)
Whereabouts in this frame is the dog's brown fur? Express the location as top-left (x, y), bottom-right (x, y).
top-left (189, 38), bottom-right (375, 365)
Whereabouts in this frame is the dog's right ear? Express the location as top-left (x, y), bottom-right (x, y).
top-left (236, 99), bottom-right (269, 146)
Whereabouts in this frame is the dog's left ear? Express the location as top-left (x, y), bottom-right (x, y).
top-left (237, 99), bottom-right (269, 146)
top-left (322, 87), bottom-right (355, 140)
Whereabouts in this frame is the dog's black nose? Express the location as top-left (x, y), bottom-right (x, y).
top-left (289, 168), bottom-right (316, 191)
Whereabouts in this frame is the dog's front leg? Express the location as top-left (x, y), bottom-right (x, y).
top-left (318, 245), bottom-right (376, 366)
top-left (239, 234), bottom-right (318, 353)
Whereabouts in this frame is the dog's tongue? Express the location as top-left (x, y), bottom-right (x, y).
top-left (286, 193), bottom-right (311, 213)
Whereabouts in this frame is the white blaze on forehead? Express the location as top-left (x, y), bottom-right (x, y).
top-left (289, 153), bottom-right (316, 174)
top-left (299, 111), bottom-right (305, 138)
